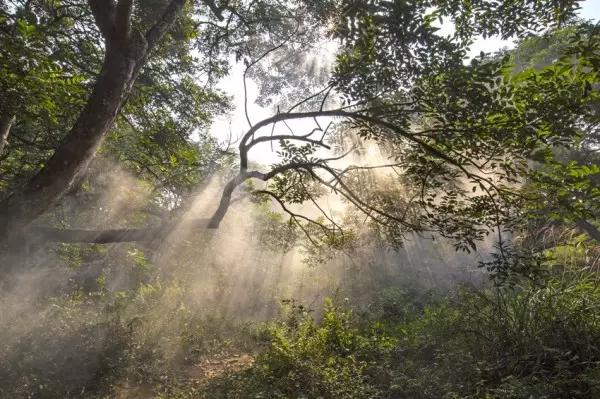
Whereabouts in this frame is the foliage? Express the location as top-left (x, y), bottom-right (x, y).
top-left (332, 0), bottom-right (582, 100)
top-left (206, 299), bottom-right (381, 398)
top-left (0, 1), bottom-right (599, 398)
top-left (0, 1), bottom-right (229, 203)
top-left (207, 269), bottom-right (600, 399)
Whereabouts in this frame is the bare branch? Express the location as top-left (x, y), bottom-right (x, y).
top-left (302, 183), bottom-right (344, 232)
top-left (321, 146), bottom-right (356, 162)
top-left (320, 85), bottom-right (334, 112)
top-left (203, 0), bottom-right (225, 21)
top-left (330, 163), bottom-right (404, 185)
top-left (287, 84), bottom-right (333, 113)
top-left (207, 162), bottom-right (323, 228)
top-left (238, 110), bottom-right (347, 169)
top-left (241, 31), bottom-right (297, 128)
top-left (309, 164), bottom-right (422, 231)
top-left (254, 189), bottom-right (335, 247)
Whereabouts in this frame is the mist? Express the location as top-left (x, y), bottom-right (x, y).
top-left (2, 2), bottom-right (595, 396)
top-left (0, 136), bottom-right (496, 396)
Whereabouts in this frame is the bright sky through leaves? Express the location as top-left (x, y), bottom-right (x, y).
top-left (209, 0), bottom-right (600, 165)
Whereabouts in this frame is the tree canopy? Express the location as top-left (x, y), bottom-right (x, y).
top-left (0, 0), bottom-right (597, 271)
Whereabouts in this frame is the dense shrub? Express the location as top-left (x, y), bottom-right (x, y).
top-left (207, 272), bottom-right (600, 399)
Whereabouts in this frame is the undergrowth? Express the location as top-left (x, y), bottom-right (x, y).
top-left (204, 272), bottom-right (600, 399)
top-left (2, 272), bottom-right (600, 398)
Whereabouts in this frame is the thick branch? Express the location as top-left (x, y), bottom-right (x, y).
top-left (0, 45), bottom-right (143, 241)
top-left (203, 0), bottom-right (225, 21)
top-left (207, 172), bottom-right (250, 228)
top-left (88, 0), bottom-right (116, 40)
top-left (36, 227), bottom-right (153, 243)
top-left (0, 114), bottom-right (15, 155)
top-left (28, 214), bottom-right (211, 244)
top-left (145, 0), bottom-right (188, 50)
top-left (206, 162), bottom-right (322, 228)
top-left (115, 0), bottom-right (134, 39)
top-left (0, 0), bottom-right (188, 245)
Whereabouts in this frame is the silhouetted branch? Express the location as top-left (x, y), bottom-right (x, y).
top-left (30, 217), bottom-right (211, 244)
top-left (36, 227), bottom-right (154, 243)
top-left (203, 0), bottom-right (225, 21)
top-left (247, 134), bottom-right (330, 150)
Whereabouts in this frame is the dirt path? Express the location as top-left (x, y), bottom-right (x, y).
top-left (113, 352), bottom-right (255, 398)
top-left (185, 352), bottom-right (255, 380)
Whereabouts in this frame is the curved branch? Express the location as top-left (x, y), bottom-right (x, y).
top-left (212, 104), bottom-right (513, 236)
top-left (238, 110), bottom-right (347, 169)
top-left (287, 84), bottom-right (333, 113)
top-left (247, 134), bottom-right (330, 150)
top-left (255, 190), bottom-right (333, 233)
top-left (207, 172), bottom-right (250, 228)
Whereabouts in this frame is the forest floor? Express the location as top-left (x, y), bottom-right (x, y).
top-left (114, 352), bottom-right (255, 398)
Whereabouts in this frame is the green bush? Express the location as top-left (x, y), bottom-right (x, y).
top-left (205, 299), bottom-right (389, 398)
top-left (206, 271), bottom-right (600, 399)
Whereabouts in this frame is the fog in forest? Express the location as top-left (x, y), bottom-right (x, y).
top-left (1, 1), bottom-right (598, 398)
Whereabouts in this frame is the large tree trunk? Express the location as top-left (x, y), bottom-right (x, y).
top-left (0, 0), bottom-right (187, 244)
top-left (0, 41), bottom-right (144, 239)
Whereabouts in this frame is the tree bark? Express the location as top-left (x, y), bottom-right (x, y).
top-left (0, 114), bottom-right (15, 155)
